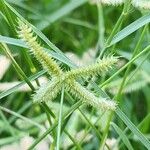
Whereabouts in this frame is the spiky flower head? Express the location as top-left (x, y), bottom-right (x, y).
top-left (66, 79), bottom-right (117, 110)
top-left (65, 56), bottom-right (118, 79)
top-left (17, 20), bottom-right (118, 111)
top-left (33, 78), bottom-right (62, 103)
top-left (17, 20), bottom-right (62, 77)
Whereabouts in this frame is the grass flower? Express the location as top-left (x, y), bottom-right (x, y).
top-left (65, 56), bottom-right (118, 79)
top-left (17, 20), bottom-right (62, 77)
top-left (17, 20), bottom-right (118, 111)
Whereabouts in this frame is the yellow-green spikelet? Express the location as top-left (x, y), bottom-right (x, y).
top-left (65, 79), bottom-right (117, 111)
top-left (17, 20), bottom-right (62, 77)
top-left (65, 56), bottom-right (118, 79)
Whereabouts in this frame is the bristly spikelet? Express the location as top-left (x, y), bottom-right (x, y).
top-left (17, 21), bottom-right (117, 111)
top-left (65, 56), bottom-right (118, 79)
top-left (65, 79), bottom-right (117, 111)
top-left (33, 78), bottom-right (62, 103)
top-left (17, 20), bottom-right (62, 77)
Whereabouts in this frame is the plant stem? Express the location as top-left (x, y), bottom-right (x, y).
top-left (0, 0), bottom-right (16, 35)
top-left (100, 44), bottom-right (150, 88)
top-left (28, 100), bottom-right (82, 150)
top-left (115, 25), bottom-right (148, 100)
top-left (1, 43), bottom-right (35, 90)
top-left (56, 85), bottom-right (64, 150)
top-left (96, 3), bottom-right (105, 53)
top-left (99, 0), bottom-right (131, 58)
top-left (64, 129), bottom-right (82, 150)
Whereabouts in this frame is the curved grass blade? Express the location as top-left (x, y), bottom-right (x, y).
top-left (0, 35), bottom-right (75, 68)
top-left (0, 70), bottom-right (46, 100)
top-left (110, 13), bottom-right (150, 46)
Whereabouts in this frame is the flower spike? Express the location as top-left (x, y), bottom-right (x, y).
top-left (17, 20), bottom-right (62, 77)
top-left (17, 20), bottom-right (118, 111)
top-left (65, 56), bottom-right (118, 79)
top-left (33, 78), bottom-right (62, 103)
top-left (65, 79), bottom-right (117, 111)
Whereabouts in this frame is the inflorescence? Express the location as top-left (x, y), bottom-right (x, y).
top-left (18, 20), bottom-right (118, 111)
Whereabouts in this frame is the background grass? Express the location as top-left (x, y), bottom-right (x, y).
top-left (0, 0), bottom-right (150, 150)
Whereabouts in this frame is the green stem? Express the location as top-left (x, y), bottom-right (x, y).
top-left (1, 43), bottom-right (35, 90)
top-left (64, 129), bottom-right (82, 150)
top-left (99, 0), bottom-right (131, 58)
top-left (0, 110), bottom-right (15, 136)
top-left (99, 112), bottom-right (113, 150)
top-left (56, 85), bottom-right (64, 150)
top-left (28, 100), bottom-right (82, 150)
top-left (97, 3), bottom-right (104, 52)
top-left (100, 44), bottom-right (150, 88)
top-left (119, 113), bottom-right (150, 149)
top-left (0, 0), bottom-right (16, 35)
top-left (115, 25), bottom-right (148, 100)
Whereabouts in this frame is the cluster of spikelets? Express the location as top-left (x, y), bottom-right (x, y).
top-left (91, 0), bottom-right (150, 10)
top-left (17, 20), bottom-right (118, 111)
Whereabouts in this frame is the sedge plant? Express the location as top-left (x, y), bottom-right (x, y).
top-left (17, 20), bottom-right (118, 111)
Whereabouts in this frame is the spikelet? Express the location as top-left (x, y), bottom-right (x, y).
top-left (65, 56), bottom-right (118, 79)
top-left (65, 79), bottom-right (117, 111)
top-left (33, 78), bottom-right (62, 103)
top-left (17, 21), bottom-right (118, 111)
top-left (17, 20), bottom-right (62, 77)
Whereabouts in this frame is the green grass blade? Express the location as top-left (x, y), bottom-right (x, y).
top-left (1, 43), bottom-right (35, 90)
top-left (5, 1), bottom-right (76, 63)
top-left (0, 35), bottom-right (75, 68)
top-left (28, 100), bottom-right (82, 150)
top-left (110, 13), bottom-right (150, 46)
top-left (0, 134), bottom-right (24, 146)
top-left (111, 122), bottom-right (134, 150)
top-left (56, 85), bottom-right (64, 150)
top-left (0, 70), bottom-right (45, 100)
top-left (0, 110), bottom-right (15, 136)
top-left (64, 129), bottom-right (82, 150)
top-left (0, 105), bottom-right (44, 130)
top-left (0, 0), bottom-right (16, 34)
top-left (101, 44), bottom-right (150, 87)
top-left (116, 107), bottom-right (150, 150)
